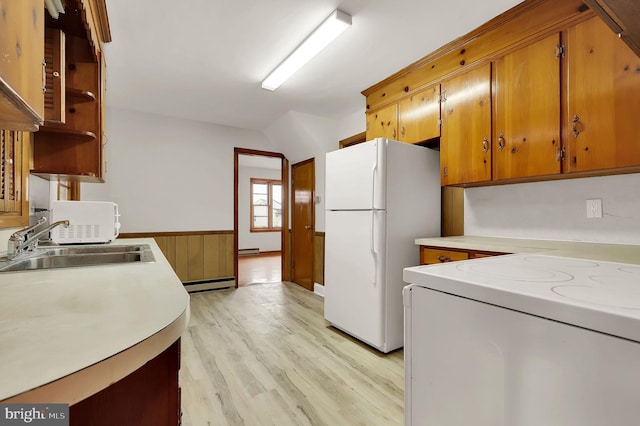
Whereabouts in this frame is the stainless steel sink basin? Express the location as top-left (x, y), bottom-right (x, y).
top-left (40, 244), bottom-right (149, 256)
top-left (0, 244), bottom-right (155, 272)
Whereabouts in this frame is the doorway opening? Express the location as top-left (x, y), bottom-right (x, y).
top-left (234, 148), bottom-right (289, 288)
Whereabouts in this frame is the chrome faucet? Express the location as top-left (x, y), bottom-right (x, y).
top-left (7, 217), bottom-right (70, 259)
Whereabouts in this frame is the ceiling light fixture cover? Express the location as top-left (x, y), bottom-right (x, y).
top-left (261, 9), bottom-right (352, 91)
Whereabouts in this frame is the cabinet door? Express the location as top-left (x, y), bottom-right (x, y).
top-left (494, 33), bottom-right (561, 180)
top-left (366, 103), bottom-right (397, 141)
top-left (0, 0), bottom-right (45, 131)
top-left (440, 63), bottom-right (492, 186)
top-left (44, 28), bottom-right (66, 123)
top-left (0, 130), bottom-right (30, 227)
top-left (566, 17), bottom-right (640, 172)
top-left (398, 84), bottom-right (440, 143)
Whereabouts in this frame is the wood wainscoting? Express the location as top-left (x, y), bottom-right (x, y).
top-left (119, 231), bottom-right (234, 291)
top-left (283, 229), bottom-right (325, 287)
top-left (314, 231), bottom-right (325, 286)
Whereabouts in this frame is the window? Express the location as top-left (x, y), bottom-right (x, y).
top-left (250, 178), bottom-right (282, 232)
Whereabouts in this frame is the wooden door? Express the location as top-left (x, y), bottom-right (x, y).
top-left (291, 158), bottom-right (315, 291)
top-left (398, 84), bottom-right (441, 144)
top-left (566, 17), bottom-right (640, 172)
top-left (440, 63), bottom-right (492, 186)
top-left (493, 33), bottom-right (561, 180)
top-left (366, 103), bottom-right (397, 141)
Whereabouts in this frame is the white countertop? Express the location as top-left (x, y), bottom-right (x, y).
top-left (415, 236), bottom-right (640, 265)
top-left (0, 238), bottom-right (190, 403)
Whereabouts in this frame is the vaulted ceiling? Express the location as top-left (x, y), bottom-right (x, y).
top-left (104, 0), bottom-right (523, 130)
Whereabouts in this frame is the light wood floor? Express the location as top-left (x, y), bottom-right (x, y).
top-left (180, 282), bottom-right (404, 426)
top-left (237, 253), bottom-right (282, 287)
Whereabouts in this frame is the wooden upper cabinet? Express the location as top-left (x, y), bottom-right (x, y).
top-left (581, 0), bottom-right (640, 58)
top-left (366, 103), bottom-right (397, 141)
top-left (0, 0), bottom-right (45, 131)
top-left (44, 28), bottom-right (66, 123)
top-left (565, 17), bottom-right (640, 172)
top-left (0, 130), bottom-right (30, 228)
top-left (493, 33), bottom-right (561, 180)
top-left (33, 0), bottom-right (111, 183)
top-left (440, 63), bottom-right (492, 186)
top-left (398, 84), bottom-right (441, 144)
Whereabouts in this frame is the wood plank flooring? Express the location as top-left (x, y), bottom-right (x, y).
top-left (180, 282), bottom-right (404, 425)
top-left (237, 253), bottom-right (282, 287)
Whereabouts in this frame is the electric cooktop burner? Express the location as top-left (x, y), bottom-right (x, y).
top-left (458, 262), bottom-right (575, 283)
top-left (448, 254), bottom-right (640, 309)
top-left (404, 253), bottom-right (640, 342)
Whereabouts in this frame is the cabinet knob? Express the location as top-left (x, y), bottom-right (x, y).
top-left (482, 136), bottom-right (489, 153)
top-left (401, 126), bottom-right (405, 137)
top-left (498, 133), bottom-right (505, 151)
top-left (437, 255), bottom-right (453, 263)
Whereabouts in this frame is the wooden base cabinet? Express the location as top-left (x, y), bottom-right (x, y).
top-left (70, 339), bottom-right (181, 426)
top-left (420, 245), bottom-right (507, 265)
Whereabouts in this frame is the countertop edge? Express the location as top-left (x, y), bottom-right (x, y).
top-left (2, 303), bottom-right (190, 405)
top-left (415, 236), bottom-right (640, 264)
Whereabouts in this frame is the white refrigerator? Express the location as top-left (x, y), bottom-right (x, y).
top-left (324, 138), bottom-right (441, 353)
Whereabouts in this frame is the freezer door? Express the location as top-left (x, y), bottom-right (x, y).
top-left (324, 209), bottom-right (387, 350)
top-left (325, 138), bottom-right (386, 210)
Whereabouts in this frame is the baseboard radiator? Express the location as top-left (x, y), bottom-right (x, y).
top-left (238, 248), bottom-right (260, 256)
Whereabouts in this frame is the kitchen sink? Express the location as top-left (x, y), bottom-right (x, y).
top-left (0, 244), bottom-right (155, 272)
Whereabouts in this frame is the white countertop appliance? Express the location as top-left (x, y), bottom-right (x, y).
top-left (51, 200), bottom-right (121, 244)
top-left (403, 254), bottom-right (640, 426)
top-left (324, 138), bottom-right (440, 353)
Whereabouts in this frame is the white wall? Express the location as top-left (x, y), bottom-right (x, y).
top-left (238, 165), bottom-right (281, 252)
top-left (464, 173), bottom-right (640, 244)
top-left (264, 109), bottom-right (365, 232)
top-left (81, 107), bottom-right (275, 232)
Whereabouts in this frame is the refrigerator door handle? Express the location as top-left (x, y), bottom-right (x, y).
top-left (370, 210), bottom-right (377, 287)
top-left (371, 157), bottom-right (378, 210)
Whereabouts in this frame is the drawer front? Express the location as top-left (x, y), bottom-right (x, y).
top-left (421, 248), bottom-right (470, 264)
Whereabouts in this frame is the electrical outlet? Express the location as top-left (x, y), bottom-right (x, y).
top-left (586, 199), bottom-right (603, 219)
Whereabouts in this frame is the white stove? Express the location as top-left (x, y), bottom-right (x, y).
top-left (402, 254), bottom-right (640, 426)
top-left (404, 253), bottom-right (640, 342)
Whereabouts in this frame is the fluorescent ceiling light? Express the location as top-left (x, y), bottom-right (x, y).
top-left (262, 9), bottom-right (352, 91)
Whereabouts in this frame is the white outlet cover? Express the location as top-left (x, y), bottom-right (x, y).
top-left (586, 198), bottom-right (603, 219)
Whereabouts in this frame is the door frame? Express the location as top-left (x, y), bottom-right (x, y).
top-left (291, 157), bottom-right (315, 291)
top-left (234, 148), bottom-right (289, 288)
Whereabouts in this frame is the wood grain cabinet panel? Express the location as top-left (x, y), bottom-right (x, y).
top-left (420, 247), bottom-right (469, 264)
top-left (440, 63), bottom-right (492, 186)
top-left (366, 103), bottom-right (397, 141)
top-left (582, 0), bottom-right (640, 57)
top-left (398, 84), bottom-right (441, 144)
top-left (44, 28), bottom-right (66, 123)
top-left (493, 33), bottom-right (561, 180)
top-left (0, 0), bottom-right (45, 131)
top-left (420, 245), bottom-right (507, 265)
top-left (70, 339), bottom-right (181, 426)
top-left (0, 130), bottom-right (30, 228)
top-left (566, 17), bottom-right (640, 172)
